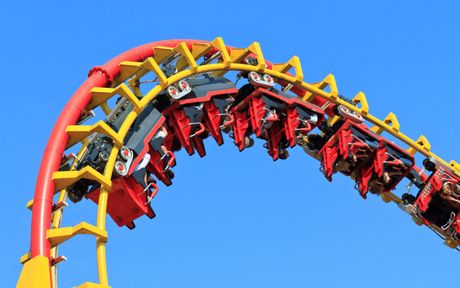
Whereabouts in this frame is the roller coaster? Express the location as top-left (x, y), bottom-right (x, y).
top-left (17, 38), bottom-right (460, 288)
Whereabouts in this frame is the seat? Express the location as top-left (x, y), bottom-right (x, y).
top-left (147, 131), bottom-right (176, 186)
top-left (318, 121), bottom-right (380, 184)
top-left (357, 141), bottom-right (414, 198)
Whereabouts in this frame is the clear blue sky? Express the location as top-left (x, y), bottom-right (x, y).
top-left (1, 1), bottom-right (460, 287)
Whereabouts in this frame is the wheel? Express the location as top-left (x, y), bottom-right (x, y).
top-left (244, 136), bottom-right (254, 148)
top-left (402, 193), bottom-right (416, 205)
top-left (248, 71), bottom-right (261, 83)
top-left (167, 86), bottom-right (180, 99)
top-left (166, 169), bottom-right (175, 179)
top-left (67, 182), bottom-right (87, 203)
top-left (262, 74), bottom-right (275, 85)
top-left (98, 151), bottom-right (109, 162)
top-left (178, 80), bottom-right (190, 92)
top-left (119, 146), bottom-right (133, 161)
top-left (423, 158), bottom-right (436, 172)
top-left (114, 161), bottom-right (128, 176)
top-left (279, 149), bottom-right (289, 160)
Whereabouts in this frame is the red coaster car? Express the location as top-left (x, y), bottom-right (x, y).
top-left (415, 160), bottom-right (460, 237)
top-left (229, 82), bottom-right (324, 159)
top-left (359, 140), bottom-right (414, 198)
top-left (318, 120), bottom-right (381, 185)
top-left (162, 76), bottom-right (237, 156)
top-left (86, 176), bottom-right (157, 229)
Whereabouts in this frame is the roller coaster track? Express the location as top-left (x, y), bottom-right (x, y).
top-left (17, 38), bottom-right (460, 288)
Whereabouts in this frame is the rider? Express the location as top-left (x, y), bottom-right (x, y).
top-left (440, 181), bottom-right (460, 210)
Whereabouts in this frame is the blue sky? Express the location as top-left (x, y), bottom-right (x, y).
top-left (2, 1), bottom-right (460, 287)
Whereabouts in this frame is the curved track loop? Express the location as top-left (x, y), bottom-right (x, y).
top-left (17, 38), bottom-right (460, 288)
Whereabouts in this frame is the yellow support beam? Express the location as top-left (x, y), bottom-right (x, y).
top-left (352, 91), bottom-right (369, 115)
top-left (407, 135), bottom-right (431, 155)
top-left (303, 74), bottom-right (339, 101)
top-left (449, 160), bottom-right (460, 171)
top-left (272, 56), bottom-right (303, 84)
top-left (17, 256), bottom-right (51, 288)
top-left (210, 37), bottom-right (231, 67)
top-left (90, 84), bottom-right (142, 112)
top-left (52, 166), bottom-right (111, 192)
top-left (118, 61), bottom-right (143, 82)
top-left (176, 41), bottom-right (210, 72)
top-left (26, 199), bottom-right (34, 210)
top-left (191, 42), bottom-right (212, 59)
top-left (174, 42), bottom-right (198, 73)
top-left (380, 191), bottom-right (401, 204)
top-left (143, 57), bottom-right (168, 85)
top-left (444, 238), bottom-right (459, 249)
top-left (370, 112), bottom-right (400, 134)
top-left (47, 222), bottom-right (108, 248)
top-left (78, 283), bottom-right (111, 288)
top-left (228, 42), bottom-right (265, 70)
top-left (66, 120), bottom-right (122, 149)
top-left (19, 252), bottom-right (31, 264)
top-left (100, 101), bottom-right (111, 115)
top-left (153, 46), bottom-right (175, 64)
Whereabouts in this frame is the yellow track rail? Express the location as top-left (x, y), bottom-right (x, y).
top-left (19, 37), bottom-right (460, 288)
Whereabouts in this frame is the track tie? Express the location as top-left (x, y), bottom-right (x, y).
top-left (52, 166), bottom-right (111, 192)
top-left (47, 222), bottom-right (108, 248)
top-left (90, 84), bottom-right (142, 113)
top-left (351, 91), bottom-right (369, 115)
top-left (174, 42), bottom-right (198, 73)
top-left (370, 112), bottom-right (400, 134)
top-left (153, 46), bottom-right (176, 64)
top-left (210, 37), bottom-right (231, 67)
top-left (65, 120), bottom-right (123, 149)
top-left (303, 73), bottom-right (339, 101)
top-left (271, 56), bottom-right (304, 84)
top-left (118, 60), bottom-right (143, 82)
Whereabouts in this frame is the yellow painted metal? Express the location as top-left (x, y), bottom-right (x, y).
top-left (66, 121), bottom-right (122, 149)
top-left (95, 111), bottom-right (138, 286)
top-left (16, 256), bottom-right (51, 288)
top-left (153, 46), bottom-right (175, 64)
top-left (380, 192), bottom-right (401, 204)
top-left (352, 91), bottom-right (369, 115)
top-left (90, 84), bottom-right (142, 113)
top-left (52, 166), bottom-right (111, 192)
top-left (174, 42), bottom-right (198, 73)
top-left (407, 135), bottom-right (431, 155)
top-left (47, 222), bottom-right (108, 248)
top-left (20, 252), bottom-right (31, 264)
top-left (78, 282), bottom-right (111, 288)
top-left (210, 37), bottom-right (231, 67)
top-left (272, 56), bottom-right (303, 84)
top-left (444, 239), bottom-right (458, 248)
top-left (143, 57), bottom-right (168, 84)
top-left (191, 42), bottom-right (212, 60)
top-left (100, 101), bottom-right (111, 116)
top-left (303, 73), bottom-right (339, 101)
top-left (41, 39), bottom-right (460, 287)
top-left (117, 61), bottom-right (143, 82)
top-left (26, 199), bottom-right (34, 210)
top-left (370, 112), bottom-right (400, 134)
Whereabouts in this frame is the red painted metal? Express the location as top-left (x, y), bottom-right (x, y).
top-left (86, 177), bottom-right (158, 227)
top-left (30, 40), bottom-right (204, 259)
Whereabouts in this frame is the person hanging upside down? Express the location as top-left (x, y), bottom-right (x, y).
top-left (150, 125), bottom-right (175, 179)
top-left (440, 181), bottom-right (460, 210)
